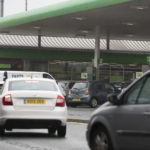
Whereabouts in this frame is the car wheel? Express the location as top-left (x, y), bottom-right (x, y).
top-left (0, 127), bottom-right (4, 136)
top-left (66, 102), bottom-right (70, 106)
top-left (90, 98), bottom-right (98, 108)
top-left (48, 127), bottom-right (57, 135)
top-left (57, 126), bottom-right (66, 137)
top-left (91, 127), bottom-right (112, 150)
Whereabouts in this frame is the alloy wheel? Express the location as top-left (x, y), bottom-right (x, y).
top-left (91, 128), bottom-right (111, 150)
top-left (90, 98), bottom-right (98, 108)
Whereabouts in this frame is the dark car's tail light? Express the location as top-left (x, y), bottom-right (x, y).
top-left (56, 95), bottom-right (65, 107)
top-left (69, 89), bottom-right (72, 95)
top-left (85, 89), bottom-right (89, 95)
top-left (3, 94), bottom-right (13, 105)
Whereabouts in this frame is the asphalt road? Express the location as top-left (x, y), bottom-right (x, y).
top-left (0, 122), bottom-right (89, 150)
top-left (68, 106), bottom-right (96, 121)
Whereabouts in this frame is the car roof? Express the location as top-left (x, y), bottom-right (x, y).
top-left (0, 70), bottom-right (50, 74)
top-left (6, 78), bottom-right (55, 82)
top-left (74, 80), bottom-right (108, 84)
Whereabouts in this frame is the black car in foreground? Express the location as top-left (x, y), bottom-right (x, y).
top-left (67, 81), bottom-right (118, 108)
top-left (86, 70), bottom-right (150, 150)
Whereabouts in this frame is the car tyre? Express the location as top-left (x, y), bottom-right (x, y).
top-left (0, 127), bottom-right (4, 136)
top-left (48, 127), bottom-right (57, 135)
top-left (90, 127), bottom-right (113, 150)
top-left (57, 125), bottom-right (66, 137)
top-left (66, 102), bottom-right (70, 106)
top-left (90, 98), bottom-right (98, 108)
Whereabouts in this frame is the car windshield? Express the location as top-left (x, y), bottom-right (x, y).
top-left (8, 80), bottom-right (58, 91)
top-left (72, 82), bottom-right (88, 89)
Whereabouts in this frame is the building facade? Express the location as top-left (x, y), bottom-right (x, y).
top-left (0, 47), bottom-right (149, 82)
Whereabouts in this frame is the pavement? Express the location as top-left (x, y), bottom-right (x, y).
top-left (67, 106), bottom-right (97, 123)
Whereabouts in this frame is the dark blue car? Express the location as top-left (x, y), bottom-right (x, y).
top-left (67, 81), bottom-right (117, 108)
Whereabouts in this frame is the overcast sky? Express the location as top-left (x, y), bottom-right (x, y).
top-left (4, 0), bottom-right (68, 16)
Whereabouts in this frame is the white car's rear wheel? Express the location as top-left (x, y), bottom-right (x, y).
top-left (57, 126), bottom-right (66, 137)
top-left (0, 127), bottom-right (4, 136)
top-left (48, 127), bottom-right (57, 135)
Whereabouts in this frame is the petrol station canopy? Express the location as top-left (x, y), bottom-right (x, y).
top-left (0, 0), bottom-right (150, 53)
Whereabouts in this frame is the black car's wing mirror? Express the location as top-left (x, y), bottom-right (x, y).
top-left (107, 93), bottom-right (120, 105)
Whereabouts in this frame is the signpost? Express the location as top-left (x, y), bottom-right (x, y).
top-left (136, 72), bottom-right (143, 79)
top-left (147, 56), bottom-right (150, 64)
top-left (99, 58), bottom-right (103, 64)
top-left (92, 58), bottom-right (103, 64)
top-left (81, 73), bottom-right (88, 79)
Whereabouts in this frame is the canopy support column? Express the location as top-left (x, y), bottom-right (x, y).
top-left (38, 30), bottom-right (41, 48)
top-left (38, 35), bottom-right (41, 48)
top-left (106, 31), bottom-right (110, 50)
top-left (25, 0), bottom-right (28, 11)
top-left (94, 26), bottom-right (100, 80)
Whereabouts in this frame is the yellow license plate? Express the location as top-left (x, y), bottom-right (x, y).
top-left (72, 98), bottom-right (80, 102)
top-left (25, 99), bottom-right (46, 104)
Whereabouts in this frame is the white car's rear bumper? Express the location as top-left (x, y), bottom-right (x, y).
top-left (0, 106), bottom-right (67, 128)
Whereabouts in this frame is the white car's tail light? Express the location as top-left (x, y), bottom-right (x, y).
top-left (56, 95), bottom-right (65, 107)
top-left (3, 94), bottom-right (13, 105)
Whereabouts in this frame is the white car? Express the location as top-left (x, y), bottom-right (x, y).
top-left (0, 78), bottom-right (67, 137)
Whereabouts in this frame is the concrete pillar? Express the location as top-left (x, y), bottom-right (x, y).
top-left (94, 26), bottom-right (100, 80)
top-left (0, 0), bottom-right (4, 17)
top-left (106, 31), bottom-right (110, 50)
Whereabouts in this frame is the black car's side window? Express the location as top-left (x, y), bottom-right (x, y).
top-left (123, 77), bottom-right (146, 104)
top-left (137, 77), bottom-right (150, 104)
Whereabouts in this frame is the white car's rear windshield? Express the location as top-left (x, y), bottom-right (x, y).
top-left (8, 80), bottom-right (58, 91)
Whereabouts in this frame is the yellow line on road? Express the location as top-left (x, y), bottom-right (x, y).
top-left (67, 121), bottom-right (88, 125)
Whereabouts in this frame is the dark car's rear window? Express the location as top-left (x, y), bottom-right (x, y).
top-left (8, 80), bottom-right (58, 91)
top-left (72, 82), bottom-right (88, 89)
